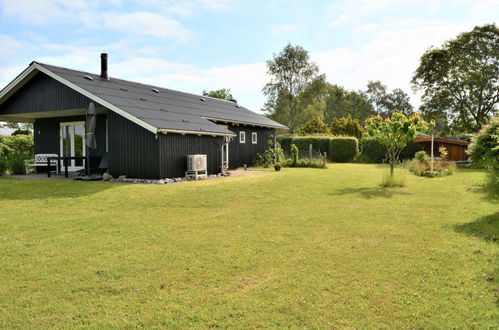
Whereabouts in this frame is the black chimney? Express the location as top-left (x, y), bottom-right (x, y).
top-left (100, 53), bottom-right (109, 80)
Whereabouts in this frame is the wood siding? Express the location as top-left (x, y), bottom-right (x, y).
top-left (158, 134), bottom-right (224, 178)
top-left (107, 111), bottom-right (160, 179)
top-left (418, 141), bottom-right (469, 161)
top-left (227, 124), bottom-right (274, 169)
top-left (33, 114), bottom-right (108, 169)
top-left (0, 72), bottom-right (92, 114)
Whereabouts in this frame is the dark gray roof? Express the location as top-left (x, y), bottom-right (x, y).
top-left (36, 62), bottom-right (287, 135)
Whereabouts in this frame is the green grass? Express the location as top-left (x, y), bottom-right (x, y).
top-left (0, 164), bottom-right (497, 329)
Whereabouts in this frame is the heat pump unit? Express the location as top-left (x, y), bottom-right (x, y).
top-left (187, 154), bottom-right (207, 172)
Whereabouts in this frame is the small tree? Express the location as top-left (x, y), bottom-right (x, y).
top-left (365, 112), bottom-right (434, 178)
top-left (330, 115), bottom-right (364, 139)
top-left (467, 117), bottom-right (498, 186)
top-left (296, 117), bottom-right (329, 135)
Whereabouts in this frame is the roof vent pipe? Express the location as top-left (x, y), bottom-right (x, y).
top-left (100, 53), bottom-right (109, 80)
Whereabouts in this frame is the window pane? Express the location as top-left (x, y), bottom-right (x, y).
top-left (74, 124), bottom-right (84, 166)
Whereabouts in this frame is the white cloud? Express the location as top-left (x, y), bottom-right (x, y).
top-left (313, 19), bottom-right (482, 108)
top-left (272, 24), bottom-right (298, 35)
top-left (105, 12), bottom-right (190, 40)
top-left (0, 0), bottom-right (104, 25)
top-left (111, 57), bottom-right (267, 111)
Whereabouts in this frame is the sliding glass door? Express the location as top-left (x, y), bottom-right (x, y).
top-left (60, 122), bottom-right (86, 171)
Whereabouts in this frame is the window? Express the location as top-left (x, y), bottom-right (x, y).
top-left (252, 132), bottom-right (257, 144)
top-left (239, 131), bottom-right (246, 143)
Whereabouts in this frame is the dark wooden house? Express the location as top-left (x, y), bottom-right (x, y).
top-left (0, 54), bottom-right (287, 179)
top-left (413, 136), bottom-right (470, 161)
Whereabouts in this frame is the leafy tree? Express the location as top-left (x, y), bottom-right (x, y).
top-left (364, 80), bottom-right (388, 114)
top-left (385, 88), bottom-right (413, 115)
top-left (467, 117), bottom-right (499, 186)
top-left (365, 112), bottom-right (434, 178)
top-left (321, 84), bottom-right (374, 123)
top-left (1, 121), bottom-right (33, 131)
top-left (263, 44), bottom-right (325, 132)
top-left (202, 88), bottom-right (236, 102)
top-left (330, 115), bottom-right (364, 139)
top-left (412, 23), bottom-right (499, 132)
top-left (296, 117), bottom-right (329, 135)
top-left (363, 81), bottom-right (413, 116)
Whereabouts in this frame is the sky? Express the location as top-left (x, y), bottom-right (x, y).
top-left (0, 0), bottom-right (497, 113)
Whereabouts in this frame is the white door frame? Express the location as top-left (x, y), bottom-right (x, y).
top-left (60, 121), bottom-right (86, 171)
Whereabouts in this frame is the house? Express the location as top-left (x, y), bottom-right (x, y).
top-left (413, 136), bottom-right (470, 161)
top-left (0, 54), bottom-right (287, 179)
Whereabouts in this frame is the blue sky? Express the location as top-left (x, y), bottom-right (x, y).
top-left (0, 0), bottom-right (497, 112)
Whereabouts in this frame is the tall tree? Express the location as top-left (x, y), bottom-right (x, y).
top-left (202, 88), bottom-right (236, 102)
top-left (363, 81), bottom-right (413, 116)
top-left (263, 44), bottom-right (325, 132)
top-left (385, 88), bottom-right (413, 115)
top-left (412, 23), bottom-right (499, 132)
top-left (364, 80), bottom-right (388, 114)
top-left (312, 83), bottom-right (374, 123)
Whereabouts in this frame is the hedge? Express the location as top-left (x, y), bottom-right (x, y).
top-left (359, 137), bottom-right (422, 163)
top-left (278, 136), bottom-right (331, 155)
top-left (329, 137), bottom-right (359, 162)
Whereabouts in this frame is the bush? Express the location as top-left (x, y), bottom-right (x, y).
top-left (282, 157), bottom-right (327, 168)
top-left (0, 158), bottom-right (7, 175)
top-left (329, 137), bottom-right (358, 162)
top-left (467, 118), bottom-right (498, 187)
top-left (278, 136), bottom-right (331, 156)
top-left (0, 134), bottom-right (34, 175)
top-left (414, 151), bottom-right (428, 162)
top-left (253, 139), bottom-right (285, 167)
top-left (291, 144), bottom-right (299, 166)
top-left (359, 137), bottom-right (386, 163)
top-left (330, 115), bottom-right (364, 139)
top-left (358, 138), bottom-right (422, 163)
top-left (296, 117), bottom-right (329, 135)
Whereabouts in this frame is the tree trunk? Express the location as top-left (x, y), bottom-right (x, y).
top-left (390, 161), bottom-right (395, 177)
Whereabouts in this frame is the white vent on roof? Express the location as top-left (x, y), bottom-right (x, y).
top-left (84, 75), bottom-right (93, 81)
top-left (200, 98), bottom-right (206, 102)
top-left (152, 88), bottom-right (159, 93)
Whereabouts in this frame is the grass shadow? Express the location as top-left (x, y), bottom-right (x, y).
top-left (329, 187), bottom-right (410, 199)
top-left (454, 212), bottom-right (499, 244)
top-left (0, 177), bottom-right (115, 200)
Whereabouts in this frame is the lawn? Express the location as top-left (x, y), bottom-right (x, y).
top-left (0, 164), bottom-right (497, 328)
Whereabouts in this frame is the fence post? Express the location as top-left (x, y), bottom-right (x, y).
top-left (309, 143), bottom-right (312, 159)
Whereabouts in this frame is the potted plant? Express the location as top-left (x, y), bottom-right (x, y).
top-left (274, 162), bottom-right (282, 171)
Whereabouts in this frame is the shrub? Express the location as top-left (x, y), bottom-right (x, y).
top-left (359, 137), bottom-right (386, 163)
top-left (278, 136), bottom-right (332, 156)
top-left (414, 150), bottom-right (428, 162)
top-left (408, 159), bottom-right (427, 176)
top-left (330, 115), bottom-right (364, 139)
top-left (467, 118), bottom-right (498, 187)
top-left (358, 138), bottom-right (422, 163)
top-left (282, 157), bottom-right (327, 168)
top-left (296, 117), bottom-right (329, 135)
top-left (291, 144), bottom-right (299, 166)
top-left (0, 158), bottom-right (7, 175)
top-left (0, 134), bottom-right (34, 174)
top-left (253, 139), bottom-right (285, 167)
top-left (329, 137), bottom-right (358, 162)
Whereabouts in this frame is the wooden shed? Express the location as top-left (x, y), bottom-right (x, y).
top-left (413, 136), bottom-right (470, 161)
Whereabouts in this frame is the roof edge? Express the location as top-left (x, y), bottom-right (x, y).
top-left (7, 62), bottom-right (159, 134)
top-left (159, 128), bottom-right (236, 137)
top-left (203, 116), bottom-right (288, 130)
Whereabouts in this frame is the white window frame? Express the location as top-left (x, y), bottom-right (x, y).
top-left (239, 131), bottom-right (246, 143)
top-left (252, 132), bottom-right (257, 144)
